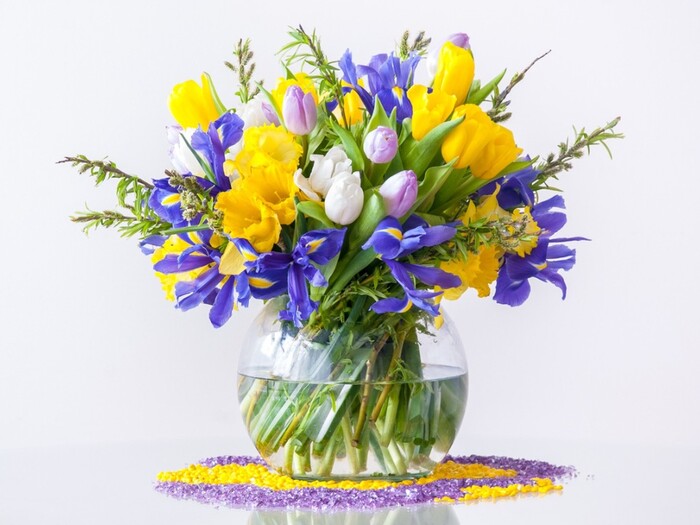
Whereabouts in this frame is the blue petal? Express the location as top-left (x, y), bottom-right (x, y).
top-left (297, 228), bottom-right (346, 265)
top-left (403, 263), bottom-right (461, 289)
top-left (370, 295), bottom-right (412, 314)
top-left (209, 278), bottom-right (235, 328)
top-left (493, 267), bottom-right (531, 306)
top-left (175, 266), bottom-right (225, 311)
top-left (139, 235), bottom-right (166, 255)
top-left (154, 254), bottom-right (212, 274)
top-left (247, 268), bottom-right (288, 300)
top-left (363, 217), bottom-right (404, 259)
top-left (215, 112), bottom-right (244, 151)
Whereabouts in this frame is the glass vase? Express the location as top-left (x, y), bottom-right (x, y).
top-left (237, 298), bottom-right (468, 480)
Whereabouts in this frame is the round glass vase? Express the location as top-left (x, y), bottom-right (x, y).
top-left (237, 299), bottom-right (468, 481)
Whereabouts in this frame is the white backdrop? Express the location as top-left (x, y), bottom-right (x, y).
top-left (0, 0), bottom-right (698, 458)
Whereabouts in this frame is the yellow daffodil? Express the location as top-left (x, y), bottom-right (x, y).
top-left (234, 124), bottom-right (303, 178)
top-left (441, 104), bottom-right (522, 179)
top-left (271, 72), bottom-right (319, 112)
top-left (508, 207), bottom-right (541, 257)
top-left (440, 245), bottom-right (502, 299)
top-left (215, 181), bottom-right (282, 253)
top-left (407, 84), bottom-right (456, 140)
top-left (168, 73), bottom-right (221, 129)
top-left (432, 41), bottom-right (475, 105)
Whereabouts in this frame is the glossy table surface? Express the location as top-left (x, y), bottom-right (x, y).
top-left (1, 436), bottom-right (696, 524)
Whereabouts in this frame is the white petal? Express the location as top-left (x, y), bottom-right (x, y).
top-left (293, 169), bottom-right (322, 201)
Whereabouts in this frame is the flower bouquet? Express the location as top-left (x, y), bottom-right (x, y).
top-left (63, 27), bottom-right (620, 480)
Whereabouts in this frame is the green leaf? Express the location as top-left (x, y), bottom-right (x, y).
top-left (466, 69), bottom-right (507, 105)
top-left (414, 212), bottom-right (446, 226)
top-left (399, 117), bottom-right (463, 177)
top-left (328, 248), bottom-right (378, 295)
top-left (203, 72), bottom-right (227, 115)
top-left (365, 96), bottom-right (395, 136)
top-left (498, 157), bottom-right (536, 176)
top-left (329, 119), bottom-right (365, 172)
top-left (347, 190), bottom-right (387, 250)
top-left (180, 133), bottom-right (217, 184)
top-left (412, 161), bottom-right (455, 214)
top-left (296, 201), bottom-right (334, 229)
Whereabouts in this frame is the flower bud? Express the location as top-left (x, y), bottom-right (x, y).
top-left (432, 42), bottom-right (475, 105)
top-left (379, 170), bottom-right (418, 218)
top-left (168, 73), bottom-right (221, 130)
top-left (363, 126), bottom-right (398, 164)
top-left (283, 85), bottom-right (317, 135)
top-left (427, 33), bottom-right (471, 78)
top-left (324, 172), bottom-right (364, 225)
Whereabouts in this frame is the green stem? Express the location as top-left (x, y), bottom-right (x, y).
top-left (341, 413), bottom-right (360, 475)
top-left (352, 332), bottom-right (391, 445)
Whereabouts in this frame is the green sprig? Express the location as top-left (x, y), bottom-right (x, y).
top-left (398, 30), bottom-right (431, 59)
top-left (60, 155), bottom-right (168, 238)
top-left (533, 117), bottom-right (624, 191)
top-left (487, 50), bottom-right (551, 123)
top-left (225, 38), bottom-right (261, 104)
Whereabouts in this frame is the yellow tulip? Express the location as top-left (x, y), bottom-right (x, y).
top-left (432, 42), bottom-right (475, 105)
top-left (168, 74), bottom-right (221, 129)
top-left (336, 89), bottom-right (364, 127)
top-left (407, 84), bottom-right (456, 140)
top-left (441, 104), bottom-right (522, 179)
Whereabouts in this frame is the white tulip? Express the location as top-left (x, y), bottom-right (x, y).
top-left (166, 126), bottom-right (204, 177)
top-left (324, 171), bottom-right (364, 225)
top-left (238, 93), bottom-right (271, 130)
top-left (294, 146), bottom-right (353, 201)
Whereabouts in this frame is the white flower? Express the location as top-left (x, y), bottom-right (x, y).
top-left (324, 171), bottom-right (364, 225)
top-left (293, 146), bottom-right (353, 201)
top-left (166, 126), bottom-right (203, 177)
top-left (238, 94), bottom-right (270, 130)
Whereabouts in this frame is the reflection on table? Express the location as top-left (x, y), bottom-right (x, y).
top-left (248, 505), bottom-right (459, 525)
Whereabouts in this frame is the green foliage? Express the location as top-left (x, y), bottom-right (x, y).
top-left (59, 155), bottom-right (168, 238)
top-left (399, 117), bottom-right (463, 176)
top-left (533, 117), bottom-right (624, 191)
top-left (225, 38), bottom-right (261, 104)
top-left (397, 30), bottom-right (431, 60)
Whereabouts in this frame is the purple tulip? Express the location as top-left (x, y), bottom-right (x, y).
top-left (447, 32), bottom-right (470, 50)
top-left (379, 170), bottom-right (418, 218)
top-left (283, 85), bottom-right (317, 135)
top-left (261, 101), bottom-right (281, 126)
top-left (363, 126), bottom-right (398, 164)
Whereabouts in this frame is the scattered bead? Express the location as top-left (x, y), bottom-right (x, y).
top-left (154, 454), bottom-right (576, 510)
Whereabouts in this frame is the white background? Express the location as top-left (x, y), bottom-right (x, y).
top-left (1, 0), bottom-right (698, 522)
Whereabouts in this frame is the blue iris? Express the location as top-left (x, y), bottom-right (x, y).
top-left (339, 50), bottom-right (420, 121)
top-left (234, 228), bottom-right (347, 327)
top-left (493, 195), bottom-right (589, 306)
top-left (140, 231), bottom-right (250, 328)
top-left (362, 216), bottom-right (461, 315)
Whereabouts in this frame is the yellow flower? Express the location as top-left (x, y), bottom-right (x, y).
top-left (509, 207), bottom-right (541, 257)
top-left (440, 245), bottom-right (501, 299)
top-left (441, 104), bottom-right (522, 179)
top-left (151, 235), bottom-right (213, 300)
top-left (335, 88), bottom-right (364, 127)
top-left (234, 124), bottom-right (303, 179)
top-left (168, 73), bottom-right (221, 129)
top-left (407, 84), bottom-right (456, 140)
top-left (432, 41), bottom-right (475, 105)
top-left (242, 165), bottom-right (299, 225)
top-left (215, 180), bottom-right (282, 253)
top-left (461, 187), bottom-right (509, 225)
top-left (271, 72), bottom-right (319, 111)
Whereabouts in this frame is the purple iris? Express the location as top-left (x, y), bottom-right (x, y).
top-left (234, 228), bottom-right (347, 327)
top-left (493, 195), bottom-right (589, 306)
top-left (149, 112), bottom-right (244, 226)
top-left (190, 112), bottom-right (244, 190)
top-left (362, 216), bottom-right (461, 315)
top-left (139, 231), bottom-right (250, 328)
top-left (477, 157), bottom-right (538, 209)
top-left (339, 50), bottom-right (420, 121)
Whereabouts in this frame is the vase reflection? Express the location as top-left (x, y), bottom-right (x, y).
top-left (247, 505), bottom-right (459, 525)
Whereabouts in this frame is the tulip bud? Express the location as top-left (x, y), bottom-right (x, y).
top-left (432, 42), bottom-right (475, 105)
top-left (325, 172), bottom-right (364, 225)
top-left (363, 126), bottom-right (398, 164)
top-left (168, 74), bottom-right (222, 130)
top-left (283, 85), bottom-right (317, 135)
top-left (427, 33), bottom-right (471, 78)
top-left (379, 170), bottom-right (418, 218)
